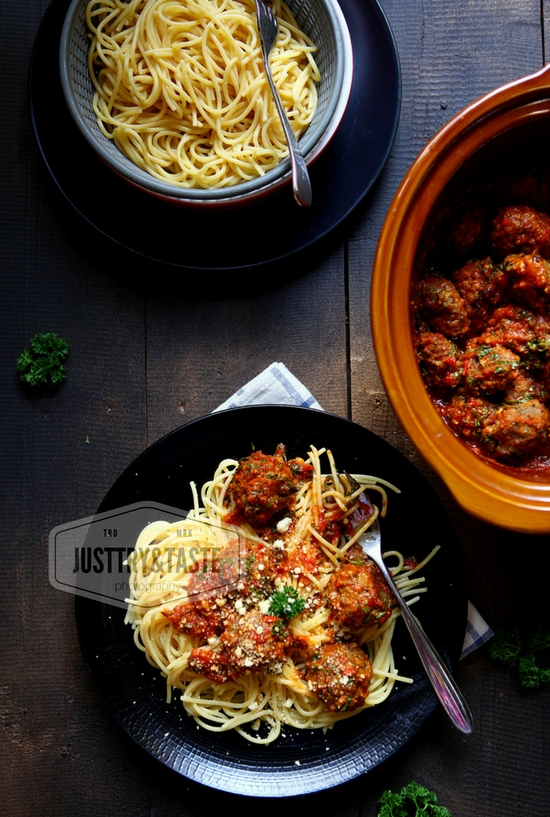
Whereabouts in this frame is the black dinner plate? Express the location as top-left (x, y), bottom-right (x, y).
top-left (29, 0), bottom-right (401, 271)
top-left (75, 405), bottom-right (468, 797)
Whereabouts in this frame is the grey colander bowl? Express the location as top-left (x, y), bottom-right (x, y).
top-left (59, 0), bottom-right (352, 206)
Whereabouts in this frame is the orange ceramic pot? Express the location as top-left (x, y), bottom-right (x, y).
top-left (372, 63), bottom-right (550, 534)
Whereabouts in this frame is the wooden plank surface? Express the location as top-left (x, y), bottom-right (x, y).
top-left (1, 0), bottom-right (550, 814)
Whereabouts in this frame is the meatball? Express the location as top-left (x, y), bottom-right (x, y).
top-left (463, 340), bottom-right (520, 395)
top-left (225, 448), bottom-right (299, 525)
top-left (481, 400), bottom-right (550, 459)
top-left (163, 539), bottom-right (246, 637)
top-left (452, 257), bottom-right (506, 330)
top-left (503, 253), bottom-right (550, 308)
top-left (443, 394), bottom-right (498, 443)
top-left (218, 609), bottom-right (289, 674)
top-left (483, 304), bottom-right (550, 357)
top-left (326, 560), bottom-right (394, 631)
top-left (418, 275), bottom-right (470, 337)
top-left (163, 538), bottom-right (285, 636)
top-left (187, 609), bottom-right (304, 683)
top-left (504, 370), bottom-right (548, 406)
top-left (304, 642), bottom-right (373, 712)
top-left (194, 538), bottom-right (284, 604)
top-left (186, 538), bottom-right (256, 607)
top-left (416, 331), bottom-right (463, 391)
top-left (490, 205), bottom-right (550, 258)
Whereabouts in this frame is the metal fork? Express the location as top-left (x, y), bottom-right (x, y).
top-left (358, 513), bottom-right (473, 734)
top-left (254, 0), bottom-right (312, 207)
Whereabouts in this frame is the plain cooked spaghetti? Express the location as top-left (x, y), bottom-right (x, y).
top-left (86, 0), bottom-right (320, 188)
top-left (125, 446), bottom-right (439, 744)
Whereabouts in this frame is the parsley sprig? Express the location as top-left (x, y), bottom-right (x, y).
top-left (378, 781), bottom-right (451, 816)
top-left (489, 624), bottom-right (550, 689)
top-left (268, 586), bottom-right (305, 620)
top-left (17, 332), bottom-right (69, 386)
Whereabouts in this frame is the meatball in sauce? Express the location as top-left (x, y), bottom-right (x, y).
top-left (304, 642), bottom-right (374, 712)
top-left (326, 560), bottom-right (393, 631)
top-left (413, 187), bottom-right (550, 476)
top-left (490, 205), bottom-right (550, 257)
top-left (224, 444), bottom-right (312, 527)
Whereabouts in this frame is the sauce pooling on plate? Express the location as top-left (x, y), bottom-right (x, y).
top-left (413, 174), bottom-right (550, 478)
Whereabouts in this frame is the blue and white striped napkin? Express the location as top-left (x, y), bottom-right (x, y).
top-left (215, 361), bottom-right (493, 658)
top-left (214, 361), bottom-right (323, 411)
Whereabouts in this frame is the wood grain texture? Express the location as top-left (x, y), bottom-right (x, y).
top-left (144, 243), bottom-right (348, 443)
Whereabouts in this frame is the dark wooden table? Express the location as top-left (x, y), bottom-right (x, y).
top-left (2, 0), bottom-right (550, 813)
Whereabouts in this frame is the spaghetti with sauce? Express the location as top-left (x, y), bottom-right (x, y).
top-left (125, 445), bottom-right (438, 744)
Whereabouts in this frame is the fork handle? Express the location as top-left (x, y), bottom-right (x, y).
top-left (379, 560), bottom-right (474, 734)
top-left (263, 70), bottom-right (312, 207)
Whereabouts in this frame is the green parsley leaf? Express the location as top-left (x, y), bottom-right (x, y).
top-left (489, 623), bottom-right (550, 690)
top-left (268, 586), bottom-right (305, 620)
top-left (378, 781), bottom-right (452, 816)
top-left (17, 333), bottom-right (69, 387)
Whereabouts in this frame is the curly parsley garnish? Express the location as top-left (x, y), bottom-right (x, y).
top-left (269, 586), bottom-right (305, 620)
top-left (378, 781), bottom-right (452, 816)
top-left (17, 332), bottom-right (69, 386)
top-left (489, 623), bottom-right (550, 689)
